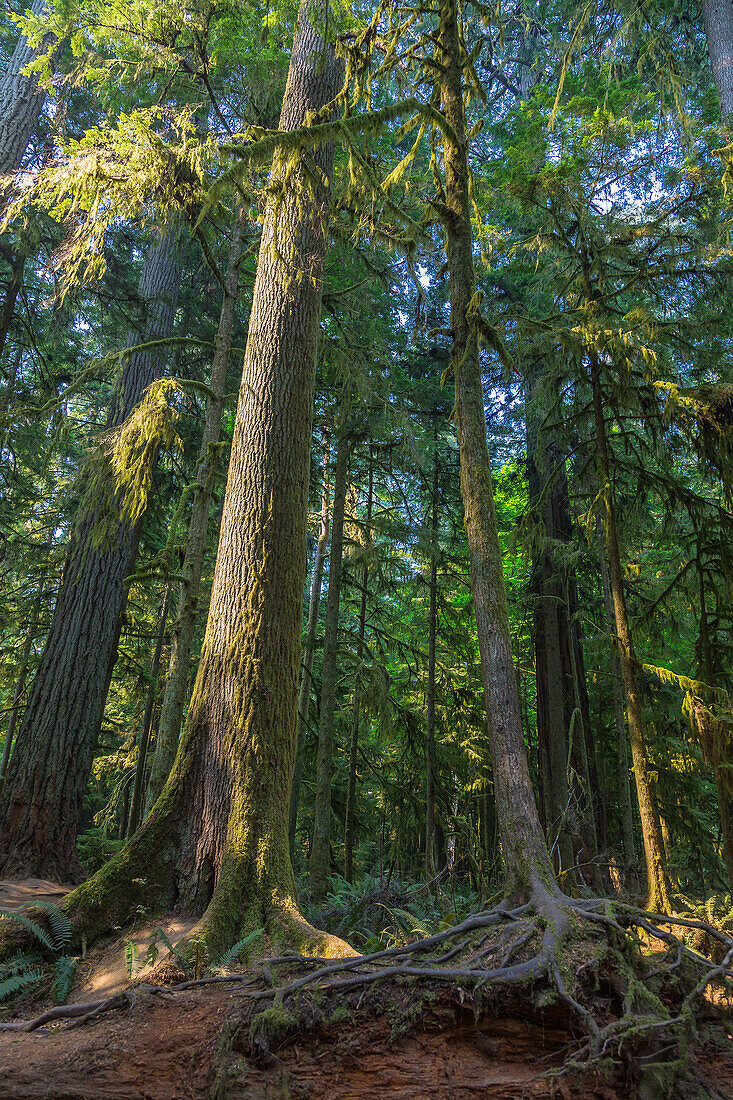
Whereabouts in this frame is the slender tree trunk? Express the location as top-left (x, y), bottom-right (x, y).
top-left (702, 0), bottom-right (733, 119)
top-left (696, 551), bottom-right (733, 887)
top-left (64, 2), bottom-right (350, 959)
top-left (589, 352), bottom-right (671, 911)
top-left (127, 588), bottom-right (170, 837)
top-left (424, 426), bottom-right (439, 878)
top-left (144, 208), bottom-right (247, 816)
top-left (0, 343), bottom-right (21, 456)
top-left (0, 230), bottom-right (181, 881)
top-left (0, 569), bottom-right (46, 796)
top-left (309, 424), bottom-right (350, 902)
top-left (0, 0), bottom-right (55, 180)
top-left (289, 438), bottom-right (330, 861)
top-left (437, 0), bottom-right (556, 902)
top-left (0, 252), bottom-right (25, 365)
top-left (344, 448), bottom-right (373, 883)
top-left (599, 536), bottom-right (636, 870)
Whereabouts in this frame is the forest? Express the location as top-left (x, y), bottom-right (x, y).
top-left (0, 0), bottom-right (733, 1094)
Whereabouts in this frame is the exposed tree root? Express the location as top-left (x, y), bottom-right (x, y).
top-left (2, 894), bottom-right (731, 1095)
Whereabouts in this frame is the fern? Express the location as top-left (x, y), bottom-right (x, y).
top-left (0, 907), bottom-right (54, 950)
top-left (0, 950), bottom-right (42, 977)
top-left (213, 928), bottom-right (264, 970)
top-left (54, 956), bottom-right (77, 1005)
top-left (0, 969), bottom-right (45, 1002)
top-left (124, 938), bottom-right (139, 979)
top-left (31, 901), bottom-right (72, 951)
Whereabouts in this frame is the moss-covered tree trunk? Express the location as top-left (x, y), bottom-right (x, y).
top-left (424, 424), bottom-right (439, 878)
top-left (64, 1), bottom-right (349, 959)
top-left (309, 423), bottom-right (350, 902)
top-left (127, 587), bottom-right (170, 837)
top-left (144, 207), bottom-right (247, 816)
top-left (344, 447), bottom-right (373, 883)
top-left (289, 438), bottom-right (331, 861)
top-left (437, 0), bottom-right (556, 903)
top-left (0, 230), bottom-right (181, 882)
top-left (598, 535), bottom-right (637, 872)
top-left (589, 352), bottom-right (671, 912)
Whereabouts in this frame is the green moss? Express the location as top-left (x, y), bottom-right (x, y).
top-left (249, 1004), bottom-right (297, 1048)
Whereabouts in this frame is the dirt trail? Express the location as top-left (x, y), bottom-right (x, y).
top-left (0, 984), bottom-right (731, 1099)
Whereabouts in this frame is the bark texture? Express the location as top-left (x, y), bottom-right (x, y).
top-left (0, 0), bottom-right (54, 179)
top-left (589, 352), bottom-right (671, 912)
top-left (64, 2), bottom-right (349, 960)
top-left (344, 448), bottom-right (372, 883)
top-left (288, 440), bottom-right (330, 861)
top-left (309, 424), bottom-right (350, 902)
top-left (144, 208), bottom-right (247, 816)
top-left (437, 0), bottom-right (556, 901)
top-left (0, 230), bottom-right (181, 881)
top-left (702, 0), bottom-right (733, 119)
top-left (424, 427), bottom-right (439, 878)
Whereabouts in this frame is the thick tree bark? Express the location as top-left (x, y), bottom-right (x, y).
top-left (0, 0), bottom-right (55, 180)
top-left (288, 438), bottom-right (330, 861)
top-left (437, 0), bottom-right (556, 902)
top-left (309, 424), bottom-right (350, 902)
top-left (424, 426), bottom-right (439, 878)
top-left (589, 352), bottom-right (671, 911)
top-left (64, 2), bottom-right (350, 959)
top-left (127, 587), bottom-right (170, 837)
top-left (0, 230), bottom-right (181, 881)
top-left (702, 0), bottom-right (733, 119)
top-left (344, 448), bottom-right (373, 883)
top-left (144, 208), bottom-right (247, 816)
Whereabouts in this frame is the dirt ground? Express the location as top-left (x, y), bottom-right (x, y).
top-left (1, 880), bottom-right (733, 1099)
top-left (0, 980), bottom-right (732, 1099)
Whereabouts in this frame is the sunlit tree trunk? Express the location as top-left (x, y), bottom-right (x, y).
top-left (437, 0), bottom-right (556, 903)
top-left (344, 447), bottom-right (373, 883)
top-left (0, 230), bottom-right (181, 881)
top-left (310, 424), bottom-right (350, 901)
top-left (144, 208), bottom-right (247, 816)
top-left (0, 0), bottom-right (55, 181)
top-left (702, 0), bottom-right (733, 119)
top-left (64, 2), bottom-right (350, 959)
top-left (589, 352), bottom-right (671, 911)
top-left (289, 438), bottom-right (330, 861)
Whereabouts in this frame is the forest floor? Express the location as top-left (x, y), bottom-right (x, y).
top-left (1, 880), bottom-right (733, 1098)
top-left (5, 977), bottom-right (733, 1099)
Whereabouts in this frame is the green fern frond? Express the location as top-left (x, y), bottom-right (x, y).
top-left (0, 969), bottom-right (44, 1002)
top-left (0, 951), bottom-right (42, 977)
top-left (30, 901), bottom-right (72, 950)
top-left (54, 956), bottom-right (77, 1004)
top-left (0, 908), bottom-right (55, 951)
top-left (124, 938), bottom-right (139, 979)
top-left (214, 928), bottom-right (264, 969)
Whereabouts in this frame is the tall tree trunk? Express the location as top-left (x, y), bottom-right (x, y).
top-left (696, 550), bottom-right (733, 887)
top-left (424, 425), bottom-right (439, 878)
top-left (289, 437), bottom-right (330, 861)
top-left (144, 208), bottom-right (247, 816)
top-left (344, 447), bottom-right (373, 883)
top-left (702, 0), bottom-right (733, 119)
top-left (0, 568), bottom-right (46, 796)
top-left (589, 352), bottom-right (671, 911)
top-left (598, 535), bottom-right (637, 871)
top-left (437, 0), bottom-right (556, 903)
top-left (0, 0), bottom-right (55, 180)
top-left (64, 2), bottom-right (350, 959)
top-left (0, 252), bottom-right (25, 365)
top-left (309, 424), bottom-right (350, 902)
top-left (0, 229), bottom-right (181, 881)
top-left (127, 588), bottom-right (170, 837)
